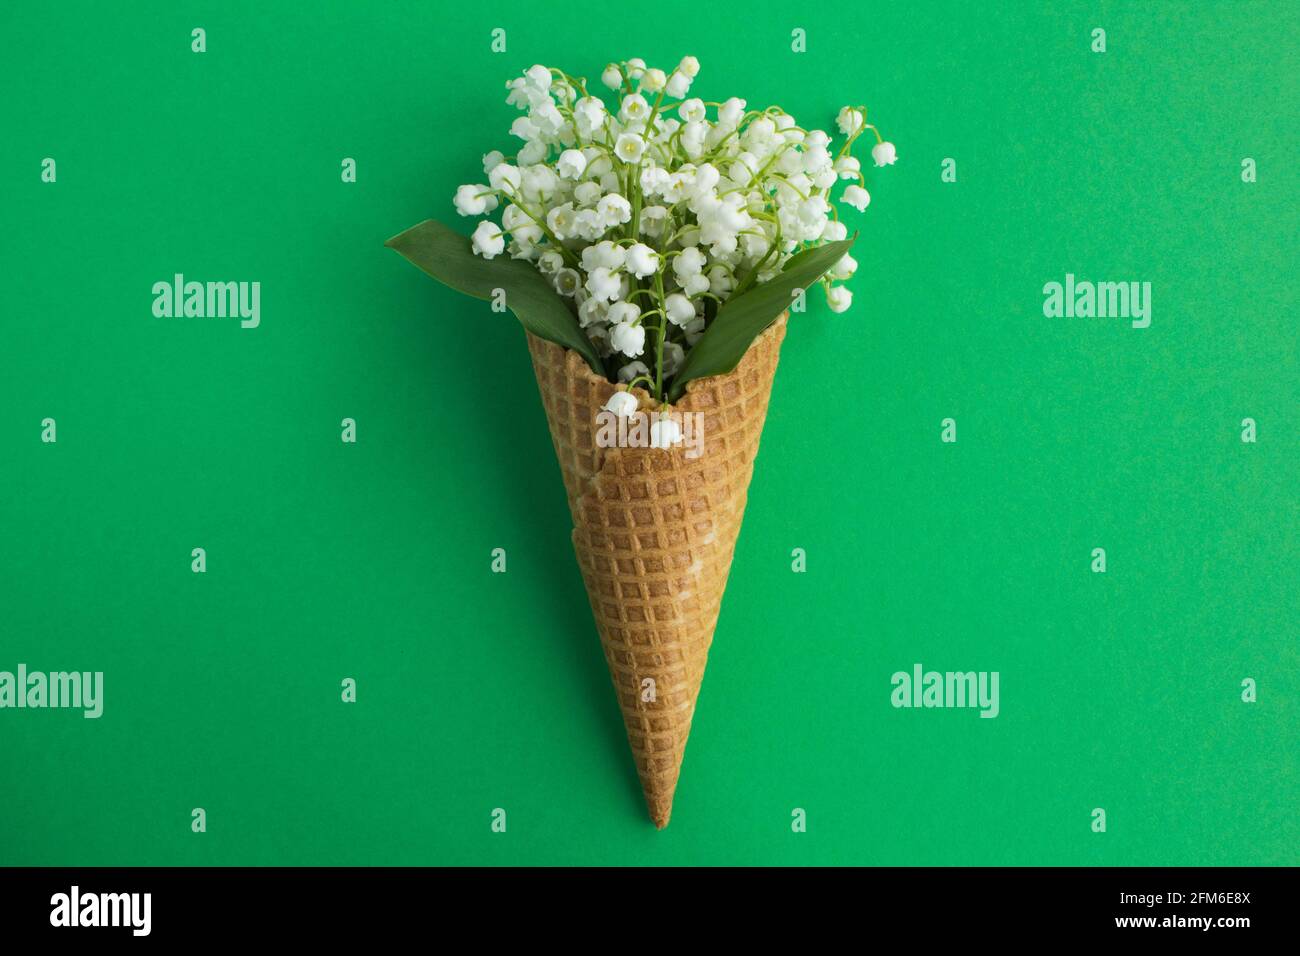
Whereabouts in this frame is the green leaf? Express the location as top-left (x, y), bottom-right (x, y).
top-left (667, 235), bottom-right (856, 401)
top-left (385, 219), bottom-right (603, 374)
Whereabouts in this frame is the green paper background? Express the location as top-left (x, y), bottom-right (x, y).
top-left (1, 1), bottom-right (1296, 866)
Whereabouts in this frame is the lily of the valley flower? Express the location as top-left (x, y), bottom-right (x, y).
top-left (454, 184), bottom-right (497, 216)
top-left (871, 141), bottom-right (898, 166)
top-left (471, 221), bottom-right (505, 258)
top-left (597, 193), bottom-right (632, 227)
top-left (610, 320), bottom-right (647, 357)
top-left (825, 284), bottom-right (853, 313)
top-left (553, 267), bottom-right (581, 296)
top-left (615, 132), bottom-right (646, 164)
top-left (618, 360), bottom-right (650, 383)
top-left (585, 266), bottom-right (621, 302)
top-left (650, 416), bottom-right (683, 449)
top-left (607, 301), bottom-right (641, 326)
top-left (625, 243), bottom-right (659, 279)
top-left (828, 253), bottom-right (857, 282)
top-left (841, 184), bottom-right (870, 211)
top-left (836, 106), bottom-right (864, 135)
top-left (603, 390), bottom-right (640, 417)
top-left (557, 149), bottom-right (588, 180)
top-left (664, 292), bottom-right (696, 326)
top-left (619, 93), bottom-right (650, 122)
top-left (453, 57), bottom-right (894, 399)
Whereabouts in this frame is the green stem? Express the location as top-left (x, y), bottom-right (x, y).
top-left (501, 187), bottom-right (580, 268)
top-left (653, 269), bottom-right (668, 401)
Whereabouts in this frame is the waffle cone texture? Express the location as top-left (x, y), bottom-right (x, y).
top-left (527, 314), bottom-right (788, 828)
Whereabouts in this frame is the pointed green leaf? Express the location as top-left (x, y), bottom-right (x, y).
top-left (385, 219), bottom-right (603, 374)
top-left (667, 236), bottom-right (856, 401)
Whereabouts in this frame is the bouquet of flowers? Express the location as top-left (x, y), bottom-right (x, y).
top-left (388, 56), bottom-right (893, 827)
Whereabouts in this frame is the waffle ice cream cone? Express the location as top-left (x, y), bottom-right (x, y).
top-left (527, 314), bottom-right (788, 828)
